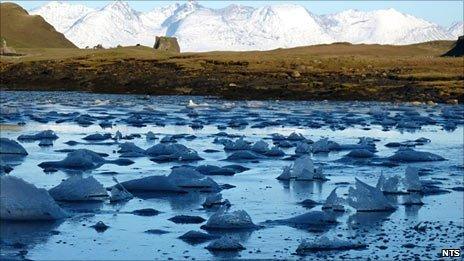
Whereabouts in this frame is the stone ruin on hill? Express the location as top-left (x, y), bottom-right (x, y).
top-left (443, 35), bottom-right (464, 57)
top-left (154, 36), bottom-right (180, 53)
top-left (0, 37), bottom-right (18, 56)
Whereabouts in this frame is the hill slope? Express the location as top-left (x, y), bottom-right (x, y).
top-left (0, 2), bottom-right (76, 48)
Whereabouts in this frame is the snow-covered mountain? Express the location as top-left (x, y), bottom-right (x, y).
top-left (30, 1), bottom-right (458, 51)
top-left (321, 9), bottom-right (451, 45)
top-left (30, 1), bottom-right (94, 32)
top-left (448, 21), bottom-right (464, 38)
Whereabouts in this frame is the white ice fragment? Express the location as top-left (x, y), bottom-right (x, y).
top-left (295, 142), bottom-right (311, 154)
top-left (347, 178), bottom-right (396, 212)
top-left (388, 148), bottom-right (445, 162)
top-left (202, 206), bottom-right (258, 230)
top-left (251, 140), bottom-right (269, 154)
top-left (404, 166), bottom-right (422, 192)
top-left (276, 165), bottom-right (292, 180)
top-left (280, 211), bottom-right (337, 227)
top-left (312, 138), bottom-right (340, 153)
top-left (0, 138), bottom-right (28, 155)
top-left (146, 131), bottom-right (157, 140)
top-left (322, 188), bottom-right (345, 211)
top-left (49, 176), bottom-right (108, 201)
top-left (0, 176), bottom-right (67, 220)
top-left (119, 175), bottom-right (183, 193)
top-left (376, 173), bottom-right (401, 193)
top-left (109, 177), bottom-right (133, 202)
top-left (296, 236), bottom-right (366, 253)
top-left (206, 236), bottom-right (245, 251)
top-left (168, 167), bottom-right (220, 192)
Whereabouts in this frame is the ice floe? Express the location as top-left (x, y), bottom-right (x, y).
top-left (201, 206), bottom-right (259, 230)
top-left (274, 211), bottom-right (337, 228)
top-left (205, 236), bottom-right (245, 251)
top-left (179, 230), bottom-right (219, 244)
top-left (49, 176), bottom-right (108, 202)
top-left (296, 236), bottom-right (366, 254)
top-left (322, 188), bottom-right (345, 212)
top-left (17, 130), bottom-right (58, 141)
top-left (388, 148), bottom-right (445, 162)
top-left (347, 178), bottom-right (396, 212)
top-left (0, 138), bottom-right (28, 155)
top-left (0, 176), bottom-right (67, 220)
top-left (38, 149), bottom-right (134, 170)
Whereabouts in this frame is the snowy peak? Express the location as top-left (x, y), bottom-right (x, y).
top-left (30, 1), bottom-right (457, 51)
top-left (448, 21), bottom-right (464, 38)
top-left (30, 1), bottom-right (94, 32)
top-left (322, 8), bottom-right (452, 44)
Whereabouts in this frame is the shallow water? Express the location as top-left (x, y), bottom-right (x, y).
top-left (1, 91), bottom-right (463, 260)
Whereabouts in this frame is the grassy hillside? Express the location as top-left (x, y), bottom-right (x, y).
top-left (0, 2), bottom-right (76, 48)
top-left (0, 40), bottom-right (462, 103)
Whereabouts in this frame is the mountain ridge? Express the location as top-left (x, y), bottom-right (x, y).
top-left (29, 1), bottom-right (460, 51)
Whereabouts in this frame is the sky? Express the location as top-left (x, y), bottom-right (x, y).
top-left (11, 0), bottom-right (464, 26)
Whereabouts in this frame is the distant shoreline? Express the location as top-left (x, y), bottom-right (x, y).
top-left (1, 43), bottom-right (462, 104)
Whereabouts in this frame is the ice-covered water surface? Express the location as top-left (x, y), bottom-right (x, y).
top-left (0, 91), bottom-right (463, 260)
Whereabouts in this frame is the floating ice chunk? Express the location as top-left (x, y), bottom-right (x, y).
top-left (38, 149), bottom-right (133, 170)
top-left (295, 142), bottom-right (311, 154)
top-left (146, 143), bottom-right (202, 162)
top-left (205, 236), bottom-right (245, 251)
top-left (196, 165), bottom-right (236, 176)
top-left (18, 130), bottom-right (58, 141)
top-left (271, 133), bottom-right (286, 141)
top-left (39, 149), bottom-right (105, 170)
top-left (203, 193), bottom-right (231, 208)
top-left (312, 138), bottom-right (340, 153)
top-left (276, 166), bottom-right (292, 180)
top-left (388, 148), bottom-right (445, 162)
top-left (113, 131), bottom-right (123, 140)
top-left (224, 137), bottom-right (251, 151)
top-left (376, 173), bottom-right (401, 194)
top-left (179, 230), bottom-right (219, 244)
top-left (296, 236), bottom-right (366, 254)
top-left (0, 138), bottom-right (28, 155)
top-left (83, 133), bottom-right (111, 141)
top-left (292, 156), bottom-right (314, 180)
top-left (109, 177), bottom-right (133, 202)
top-left (169, 215), bottom-right (206, 224)
top-left (265, 146), bottom-right (285, 157)
top-left (91, 221), bottom-right (109, 232)
top-left (251, 140), bottom-right (269, 154)
top-left (201, 206), bottom-right (259, 230)
top-left (226, 151), bottom-right (262, 161)
top-left (322, 188), bottom-right (345, 212)
top-left (168, 167), bottom-right (220, 192)
top-left (347, 178), bottom-right (396, 212)
top-left (146, 131), bottom-right (157, 140)
top-left (298, 199), bottom-right (320, 209)
top-left (277, 211), bottom-right (337, 227)
top-left (346, 149), bottom-right (375, 158)
top-left (287, 132), bottom-right (306, 141)
top-left (49, 176), bottom-right (108, 202)
top-left (404, 167), bottom-right (422, 192)
top-left (187, 100), bottom-right (209, 108)
top-left (119, 175), bottom-right (185, 193)
top-left (38, 139), bottom-right (53, 147)
top-left (132, 208), bottom-right (161, 216)
top-left (118, 142), bottom-right (145, 155)
top-left (0, 176), bottom-right (67, 220)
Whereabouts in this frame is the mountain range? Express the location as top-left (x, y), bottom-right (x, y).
top-left (30, 1), bottom-right (464, 52)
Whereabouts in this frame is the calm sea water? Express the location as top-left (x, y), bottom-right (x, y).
top-left (1, 91), bottom-right (463, 260)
